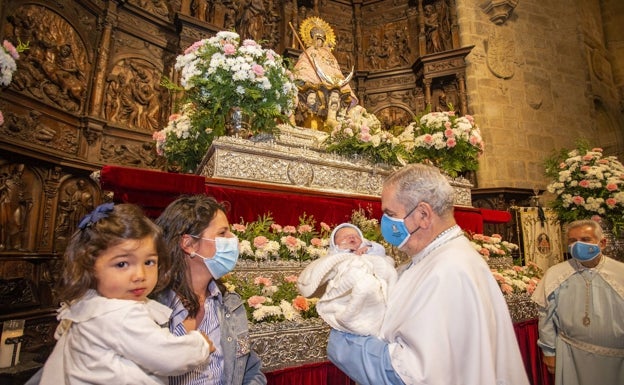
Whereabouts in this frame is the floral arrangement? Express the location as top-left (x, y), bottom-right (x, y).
top-left (490, 262), bottom-right (542, 296)
top-left (231, 213), bottom-right (331, 263)
top-left (223, 272), bottom-right (318, 323)
top-left (0, 39), bottom-right (28, 126)
top-left (467, 232), bottom-right (519, 261)
top-left (153, 31), bottom-right (298, 172)
top-left (407, 111), bottom-right (484, 177)
top-left (322, 109), bottom-right (484, 177)
top-left (323, 105), bottom-right (409, 166)
top-left (545, 142), bottom-right (624, 235)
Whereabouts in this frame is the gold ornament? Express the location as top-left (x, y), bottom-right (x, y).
top-left (299, 17), bottom-right (336, 51)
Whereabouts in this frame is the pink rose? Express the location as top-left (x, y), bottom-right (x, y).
top-left (479, 248), bottom-right (490, 256)
top-left (579, 180), bottom-right (590, 188)
top-left (572, 196), bottom-right (585, 205)
top-left (591, 215), bottom-right (603, 222)
top-left (606, 198), bottom-right (617, 207)
top-left (582, 154), bottom-right (594, 161)
top-left (606, 183), bottom-right (618, 191)
top-left (581, 165), bottom-right (591, 172)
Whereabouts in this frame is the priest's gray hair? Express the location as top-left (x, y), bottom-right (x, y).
top-left (566, 219), bottom-right (604, 239)
top-left (384, 164), bottom-right (454, 216)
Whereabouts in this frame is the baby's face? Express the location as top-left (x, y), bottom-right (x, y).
top-left (334, 227), bottom-right (363, 250)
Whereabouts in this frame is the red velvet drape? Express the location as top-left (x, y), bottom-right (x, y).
top-left (99, 166), bottom-right (550, 385)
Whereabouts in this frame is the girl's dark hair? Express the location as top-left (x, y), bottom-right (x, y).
top-left (58, 203), bottom-right (169, 303)
top-left (154, 194), bottom-right (225, 317)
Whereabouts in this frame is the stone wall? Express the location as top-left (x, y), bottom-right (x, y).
top-left (456, 0), bottom-right (623, 190)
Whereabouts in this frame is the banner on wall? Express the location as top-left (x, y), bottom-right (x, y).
top-left (516, 207), bottom-right (563, 272)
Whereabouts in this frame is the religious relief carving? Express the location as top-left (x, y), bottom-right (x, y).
top-left (479, 0), bottom-right (519, 25)
top-left (0, 163), bottom-right (34, 251)
top-left (54, 178), bottom-right (95, 244)
top-left (99, 136), bottom-right (160, 168)
top-left (129, 0), bottom-right (170, 18)
top-left (6, 5), bottom-right (89, 113)
top-left (103, 59), bottom-right (164, 132)
top-left (364, 25), bottom-right (413, 72)
top-left (421, 1), bottom-right (452, 54)
top-left (1, 110), bottom-right (79, 155)
top-left (374, 106), bottom-right (414, 130)
top-left (237, 0), bottom-right (267, 41)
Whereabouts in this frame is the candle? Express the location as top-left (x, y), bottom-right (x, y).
top-left (0, 320), bottom-right (25, 368)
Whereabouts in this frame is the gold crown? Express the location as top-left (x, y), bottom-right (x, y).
top-left (299, 17), bottom-right (336, 50)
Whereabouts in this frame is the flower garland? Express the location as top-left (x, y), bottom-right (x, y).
top-left (545, 142), bottom-right (624, 235)
top-left (467, 232), bottom-right (519, 261)
top-left (323, 109), bottom-right (484, 177)
top-left (490, 263), bottom-right (542, 296)
top-left (231, 213), bottom-right (331, 262)
top-left (153, 31), bottom-right (298, 172)
top-left (223, 273), bottom-right (319, 323)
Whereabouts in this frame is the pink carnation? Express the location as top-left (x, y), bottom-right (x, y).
top-left (253, 236), bottom-right (268, 248)
top-left (251, 64), bottom-right (265, 76)
top-left (232, 223), bottom-right (247, 232)
top-left (284, 275), bottom-right (298, 283)
top-left (500, 284), bottom-right (513, 295)
top-left (282, 225), bottom-right (297, 234)
top-left (446, 138), bottom-right (456, 148)
top-left (606, 183), bottom-right (618, 192)
top-left (283, 235), bottom-right (299, 247)
top-left (292, 296), bottom-right (310, 311)
top-left (298, 224), bottom-right (313, 234)
top-left (423, 134), bottom-right (434, 145)
top-left (247, 295), bottom-right (267, 308)
top-left (579, 180), bottom-right (590, 188)
top-left (254, 276), bottom-right (272, 286)
top-left (270, 223), bottom-right (283, 232)
top-left (360, 132), bottom-right (372, 142)
top-left (320, 222), bottom-right (331, 232)
top-left (184, 40), bottom-right (205, 54)
top-left (223, 43), bottom-right (236, 55)
top-left (572, 196), bottom-right (585, 205)
top-left (606, 198), bottom-right (617, 207)
top-left (310, 237), bottom-right (323, 247)
top-left (3, 41), bottom-right (18, 60)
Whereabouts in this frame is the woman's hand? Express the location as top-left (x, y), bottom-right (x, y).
top-left (542, 354), bottom-right (555, 374)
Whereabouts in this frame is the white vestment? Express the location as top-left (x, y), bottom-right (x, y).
top-left (380, 226), bottom-right (530, 385)
top-left (531, 257), bottom-right (624, 385)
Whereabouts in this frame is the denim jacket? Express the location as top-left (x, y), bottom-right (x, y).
top-left (159, 287), bottom-right (266, 385)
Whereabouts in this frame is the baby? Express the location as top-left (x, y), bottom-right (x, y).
top-left (298, 223), bottom-right (397, 336)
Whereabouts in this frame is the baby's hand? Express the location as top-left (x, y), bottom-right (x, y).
top-left (201, 332), bottom-right (216, 353)
top-left (354, 246), bottom-right (369, 255)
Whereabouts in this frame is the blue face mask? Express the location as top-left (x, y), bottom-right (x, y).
top-left (380, 206), bottom-right (420, 248)
top-left (191, 236), bottom-right (240, 279)
top-left (568, 241), bottom-right (601, 262)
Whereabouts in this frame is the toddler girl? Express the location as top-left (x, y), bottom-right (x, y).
top-left (39, 203), bottom-right (213, 385)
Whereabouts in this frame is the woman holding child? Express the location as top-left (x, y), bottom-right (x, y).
top-left (155, 194), bottom-right (266, 385)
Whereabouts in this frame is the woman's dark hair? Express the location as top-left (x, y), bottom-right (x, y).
top-left (58, 203), bottom-right (169, 303)
top-left (154, 194), bottom-right (225, 317)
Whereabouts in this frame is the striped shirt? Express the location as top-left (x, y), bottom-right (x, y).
top-left (169, 281), bottom-right (224, 385)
